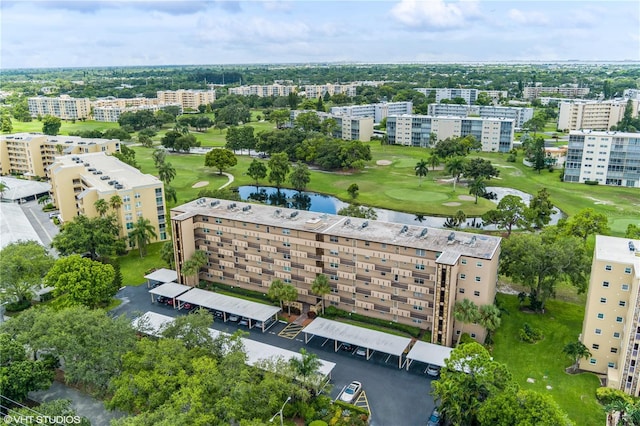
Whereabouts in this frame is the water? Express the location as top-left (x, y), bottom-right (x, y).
top-left (236, 186), bottom-right (562, 229)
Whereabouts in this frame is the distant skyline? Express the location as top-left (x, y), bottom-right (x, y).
top-left (1, 1), bottom-right (639, 69)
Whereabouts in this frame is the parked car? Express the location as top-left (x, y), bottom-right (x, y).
top-left (426, 364), bottom-right (441, 378)
top-left (227, 314), bottom-right (240, 322)
top-left (156, 296), bottom-right (167, 304)
top-left (254, 321), bottom-right (264, 329)
top-left (340, 343), bottom-right (354, 352)
top-left (355, 347), bottom-right (367, 357)
top-left (339, 381), bottom-right (362, 403)
top-left (239, 317), bottom-right (250, 326)
top-left (165, 298), bottom-right (175, 306)
top-left (427, 407), bottom-right (442, 426)
top-left (182, 303), bottom-right (194, 311)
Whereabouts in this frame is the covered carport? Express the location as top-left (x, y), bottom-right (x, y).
top-left (176, 287), bottom-right (281, 332)
top-left (405, 341), bottom-right (453, 372)
top-left (302, 318), bottom-right (412, 368)
top-left (144, 268), bottom-right (178, 289)
top-left (131, 311), bottom-right (175, 337)
top-left (148, 282), bottom-right (192, 308)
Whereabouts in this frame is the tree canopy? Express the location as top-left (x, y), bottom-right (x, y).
top-left (51, 215), bottom-right (124, 261)
top-left (42, 115), bottom-right (61, 135)
top-left (204, 148), bottom-right (238, 175)
top-left (0, 240), bottom-right (55, 303)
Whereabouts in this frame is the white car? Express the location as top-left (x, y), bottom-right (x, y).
top-left (339, 381), bottom-right (362, 403)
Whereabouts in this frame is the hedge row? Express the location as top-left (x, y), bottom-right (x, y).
top-left (322, 306), bottom-right (422, 338)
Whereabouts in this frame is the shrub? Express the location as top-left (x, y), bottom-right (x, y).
top-left (309, 421), bottom-right (328, 426)
top-left (519, 323), bottom-right (543, 343)
top-left (459, 333), bottom-right (475, 345)
top-left (584, 180), bottom-right (599, 185)
top-left (6, 299), bottom-right (31, 312)
top-left (596, 387), bottom-right (634, 405)
top-left (506, 154), bottom-right (517, 163)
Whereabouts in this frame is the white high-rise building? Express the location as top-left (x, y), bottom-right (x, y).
top-left (557, 100), bottom-right (638, 132)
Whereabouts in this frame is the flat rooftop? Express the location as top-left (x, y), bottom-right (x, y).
top-left (406, 341), bottom-right (453, 368)
top-left (50, 152), bottom-right (161, 192)
top-left (176, 287), bottom-right (281, 322)
top-left (0, 202), bottom-right (43, 249)
top-left (172, 198), bottom-right (501, 260)
top-left (1, 133), bottom-right (119, 147)
top-left (595, 235), bottom-right (640, 278)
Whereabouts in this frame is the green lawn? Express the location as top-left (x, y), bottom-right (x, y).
top-left (11, 119), bottom-right (120, 135)
top-left (119, 241), bottom-right (167, 286)
top-left (492, 294), bottom-right (604, 426)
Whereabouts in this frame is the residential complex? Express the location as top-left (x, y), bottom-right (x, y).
top-left (557, 99), bottom-right (638, 132)
top-left (48, 152), bottom-right (168, 242)
top-left (156, 89), bottom-right (216, 110)
top-left (228, 84), bottom-right (296, 97)
top-left (28, 95), bottom-right (91, 120)
top-left (0, 133), bottom-right (120, 178)
top-left (170, 198), bottom-right (501, 347)
top-left (330, 101), bottom-right (413, 123)
top-left (386, 115), bottom-right (514, 152)
top-left (579, 235), bottom-right (640, 397)
top-left (624, 89), bottom-right (640, 100)
top-left (290, 110), bottom-right (373, 142)
top-left (522, 85), bottom-right (590, 100)
top-left (563, 130), bottom-right (640, 187)
top-left (426, 104), bottom-right (534, 129)
top-left (228, 82), bottom-right (384, 98)
top-left (415, 88), bottom-right (479, 105)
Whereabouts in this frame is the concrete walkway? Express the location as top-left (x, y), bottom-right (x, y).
top-left (218, 172), bottom-right (234, 189)
top-left (29, 381), bottom-right (125, 426)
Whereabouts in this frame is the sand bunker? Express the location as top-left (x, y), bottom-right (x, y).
top-left (443, 202), bottom-right (462, 207)
top-left (191, 181), bottom-right (209, 188)
top-left (376, 160), bottom-right (392, 166)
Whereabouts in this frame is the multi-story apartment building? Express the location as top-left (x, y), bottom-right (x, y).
top-left (563, 130), bottom-right (640, 187)
top-left (579, 235), bottom-right (640, 397)
top-left (92, 97), bottom-right (161, 109)
top-left (289, 110), bottom-right (374, 142)
top-left (0, 133), bottom-right (120, 178)
top-left (156, 89), bottom-right (216, 110)
top-left (557, 100), bottom-right (639, 132)
top-left (330, 101), bottom-right (413, 123)
top-left (301, 84), bottom-right (358, 98)
top-left (92, 104), bottom-right (181, 122)
top-left (426, 104), bottom-right (534, 129)
top-left (386, 115), bottom-right (514, 152)
top-left (415, 88), bottom-right (479, 105)
top-left (522, 86), bottom-right (590, 100)
top-left (48, 152), bottom-right (167, 241)
top-left (623, 89), bottom-right (640, 101)
top-left (28, 95), bottom-right (91, 120)
top-left (228, 84), bottom-right (296, 97)
top-left (170, 199), bottom-right (501, 347)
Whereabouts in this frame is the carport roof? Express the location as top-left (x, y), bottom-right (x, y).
top-left (132, 311), bottom-right (174, 337)
top-left (302, 318), bottom-right (412, 357)
top-left (176, 287), bottom-right (281, 322)
top-left (406, 341), bottom-right (453, 367)
top-left (144, 268), bottom-right (178, 283)
top-left (148, 282), bottom-right (192, 299)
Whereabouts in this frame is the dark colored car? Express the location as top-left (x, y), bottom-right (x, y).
top-left (340, 343), bottom-right (354, 352)
top-left (156, 296), bottom-right (167, 304)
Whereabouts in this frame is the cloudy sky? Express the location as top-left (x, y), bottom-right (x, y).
top-left (1, 0), bottom-right (638, 69)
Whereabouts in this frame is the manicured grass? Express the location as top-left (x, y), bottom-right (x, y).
top-left (335, 318), bottom-right (415, 338)
top-left (492, 294), bottom-right (604, 426)
top-left (118, 242), bottom-right (166, 286)
top-left (11, 119), bottom-right (120, 135)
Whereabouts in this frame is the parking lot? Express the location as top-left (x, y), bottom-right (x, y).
top-left (111, 284), bottom-right (437, 425)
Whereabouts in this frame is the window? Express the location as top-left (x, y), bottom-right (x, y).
top-left (476, 262), bottom-right (483, 267)
top-left (364, 241), bottom-right (370, 246)
top-left (283, 266), bottom-right (291, 272)
top-left (216, 230), bottom-right (223, 236)
top-left (597, 313), bottom-right (604, 319)
top-left (135, 201), bottom-right (142, 208)
top-left (416, 249), bottom-right (425, 257)
top-left (459, 288), bottom-right (465, 294)
top-left (608, 362), bottom-right (616, 368)
top-left (413, 305), bottom-right (423, 311)
top-left (475, 276), bottom-right (481, 282)
top-left (619, 301), bottom-right (626, 307)
top-left (460, 274), bottom-right (466, 280)
top-left (470, 333), bottom-right (476, 338)
top-left (624, 267), bottom-right (632, 274)
top-left (134, 192), bottom-right (141, 199)
top-left (614, 332), bottom-right (621, 339)
top-left (282, 229), bottom-right (290, 235)
top-left (381, 243), bottom-right (387, 249)
top-left (124, 204), bottom-right (131, 211)
top-left (415, 264), bottom-right (425, 270)
top-left (611, 348), bottom-right (618, 354)
top-left (329, 249), bottom-right (339, 256)
top-left (122, 195), bottom-right (131, 202)
top-left (330, 236), bottom-right (339, 243)
top-left (600, 297), bottom-right (607, 304)
top-left (283, 253), bottom-right (291, 260)
top-left (283, 242), bottom-right (291, 247)
top-left (622, 284), bottom-right (630, 291)
top-left (589, 359), bottom-right (597, 365)
top-left (330, 275), bottom-right (338, 281)
top-left (284, 278), bottom-right (291, 284)
top-left (602, 281), bottom-right (610, 288)
top-left (126, 222), bottom-right (133, 230)
top-left (592, 344), bottom-right (599, 350)
top-left (330, 262), bottom-right (339, 268)
top-left (461, 259), bottom-right (467, 265)
top-left (215, 218), bottom-right (222, 224)
top-left (595, 329), bottom-right (602, 335)
top-left (605, 265), bottom-right (612, 271)
top-left (616, 317), bottom-right (623, 323)
top-left (474, 291), bottom-right (480, 296)
top-left (414, 278), bottom-right (424, 285)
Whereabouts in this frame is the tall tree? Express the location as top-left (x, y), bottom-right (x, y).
top-left (311, 274), bottom-right (331, 315)
top-left (478, 390), bottom-right (573, 426)
top-left (464, 158), bottom-right (500, 180)
top-left (478, 304), bottom-right (501, 344)
top-left (94, 198), bottom-right (109, 217)
top-left (181, 250), bottom-right (208, 286)
top-left (204, 148), bottom-right (237, 175)
top-left (281, 283), bottom-right (298, 315)
top-left (270, 109), bottom-right (290, 129)
top-left (268, 280), bottom-right (285, 310)
top-left (562, 340), bottom-right (592, 373)
top-left (560, 208), bottom-right (609, 242)
top-left (347, 183), bottom-right (359, 200)
top-left (289, 348), bottom-right (322, 393)
top-left (526, 187), bottom-right (556, 229)
top-left (157, 161), bottom-right (176, 186)
top-left (625, 224), bottom-right (640, 239)
top-left (0, 241), bottom-right (55, 304)
top-left (160, 241), bottom-right (175, 269)
top-left (152, 148), bottom-right (167, 168)
top-left (42, 115), bottom-right (62, 136)
top-left (0, 333), bottom-right (53, 403)
top-left (481, 195), bottom-right (529, 236)
top-left (445, 156), bottom-right (467, 190)
top-left (453, 299), bottom-right (480, 345)
top-left (129, 217), bottom-right (158, 258)
top-left (268, 152), bottom-right (291, 189)
top-left (289, 161), bottom-right (311, 192)
top-left (1, 113), bottom-right (13, 133)
top-left (428, 154), bottom-right (440, 171)
top-left (294, 111), bottom-right (322, 133)
top-left (51, 215), bottom-right (124, 261)
top-left (415, 159), bottom-right (429, 187)
top-left (468, 177), bottom-right (486, 204)
top-left (247, 159), bottom-right (267, 188)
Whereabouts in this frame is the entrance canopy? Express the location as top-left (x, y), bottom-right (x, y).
top-left (302, 318), bottom-right (412, 367)
top-left (176, 288), bottom-right (281, 323)
top-left (405, 341), bottom-right (453, 370)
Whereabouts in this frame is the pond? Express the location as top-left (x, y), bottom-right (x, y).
top-left (236, 186), bottom-right (563, 230)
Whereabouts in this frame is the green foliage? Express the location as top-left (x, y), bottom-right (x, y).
top-left (51, 214), bottom-right (123, 261)
top-left (347, 183), bottom-right (359, 200)
top-left (478, 389), bottom-right (574, 426)
top-left (289, 161), bottom-right (311, 191)
top-left (434, 136), bottom-right (480, 158)
top-left (103, 127), bottom-right (132, 141)
top-left (0, 240), bottom-right (55, 303)
top-left (205, 148), bottom-right (237, 175)
top-left (560, 208), bottom-right (609, 242)
top-left (1, 113), bottom-right (13, 133)
top-left (596, 387), bottom-right (635, 406)
top-left (128, 217), bottom-right (158, 258)
top-left (584, 180), bottom-right (599, 185)
top-left (160, 241), bottom-right (175, 269)
top-left (3, 399), bottom-right (91, 426)
top-left (225, 125), bottom-right (255, 153)
top-left (247, 159), bottom-right (268, 187)
top-left (268, 152), bottom-right (291, 188)
top-left (118, 109), bottom-right (160, 131)
top-left (42, 115), bottom-right (62, 135)
top-left (481, 194), bottom-right (529, 236)
top-left (625, 224), bottom-right (640, 239)
top-left (196, 187), bottom-right (241, 201)
top-left (112, 144), bottom-right (140, 168)
top-left (562, 340), bottom-right (591, 372)
top-left (464, 157), bottom-right (500, 180)
top-left (519, 323), bottom-right (544, 343)
top-left (415, 159), bottom-right (428, 186)
top-left (337, 203), bottom-right (377, 220)
top-left (44, 255), bottom-right (117, 308)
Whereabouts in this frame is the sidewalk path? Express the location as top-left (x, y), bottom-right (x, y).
top-left (218, 172), bottom-right (234, 189)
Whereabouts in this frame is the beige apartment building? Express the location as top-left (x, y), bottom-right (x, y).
top-left (557, 100), bottom-right (639, 132)
top-left (171, 199), bottom-right (501, 347)
top-left (522, 86), bottom-right (590, 100)
top-left (156, 90), bottom-right (216, 110)
top-left (28, 95), bottom-right (92, 120)
top-left (0, 133), bottom-right (120, 178)
top-left (48, 152), bottom-right (167, 242)
top-left (579, 235), bottom-right (640, 397)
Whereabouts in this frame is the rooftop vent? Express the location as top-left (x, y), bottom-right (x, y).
top-left (242, 205), bottom-right (251, 212)
top-left (83, 163), bottom-right (90, 167)
top-left (227, 203), bottom-right (236, 210)
top-left (448, 232), bottom-right (456, 242)
top-left (344, 219), bottom-right (351, 226)
top-left (630, 241), bottom-right (636, 252)
top-left (290, 211), bottom-right (299, 218)
top-left (210, 201), bottom-right (220, 207)
top-left (420, 228), bottom-right (428, 237)
top-left (361, 221), bottom-right (369, 229)
top-left (400, 225), bottom-right (408, 234)
top-left (275, 209), bottom-right (281, 216)
top-left (100, 175), bottom-right (109, 180)
top-left (115, 184), bottom-right (124, 189)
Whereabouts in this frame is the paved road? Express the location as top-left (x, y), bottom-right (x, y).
top-left (111, 284), bottom-right (437, 426)
top-left (19, 200), bottom-right (60, 251)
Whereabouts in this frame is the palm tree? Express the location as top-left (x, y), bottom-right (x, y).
top-left (468, 177), bottom-right (486, 204)
top-left (428, 154), bottom-right (440, 171)
top-left (289, 348), bottom-right (322, 394)
top-left (453, 298), bottom-right (479, 345)
top-left (562, 340), bottom-right (592, 373)
top-left (478, 304), bottom-right (501, 344)
top-left (94, 198), bottom-right (109, 217)
top-left (157, 161), bottom-right (176, 186)
top-left (445, 156), bottom-right (467, 191)
top-left (164, 186), bottom-right (177, 205)
top-left (311, 274), bottom-right (331, 315)
top-left (415, 159), bottom-right (429, 187)
top-left (109, 194), bottom-right (123, 214)
top-left (281, 284), bottom-right (298, 315)
top-left (37, 194), bottom-right (51, 206)
top-left (152, 149), bottom-right (166, 168)
top-left (181, 250), bottom-right (208, 285)
top-left (0, 181), bottom-right (9, 201)
top-left (128, 217), bottom-right (158, 258)
top-left (268, 279), bottom-right (285, 310)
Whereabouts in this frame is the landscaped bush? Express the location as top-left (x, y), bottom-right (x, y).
top-left (309, 421), bottom-right (328, 426)
top-left (323, 306), bottom-right (421, 337)
top-left (507, 154), bottom-right (517, 163)
top-left (5, 299), bottom-right (31, 312)
top-left (596, 387), bottom-right (634, 405)
top-left (584, 180), bottom-right (599, 185)
top-left (519, 322), bottom-right (543, 343)
top-left (459, 333), bottom-right (475, 345)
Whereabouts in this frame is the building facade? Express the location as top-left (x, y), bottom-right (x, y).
top-left (28, 95), bottom-right (92, 120)
top-left (156, 89), bottom-right (216, 110)
top-left (522, 86), bottom-right (590, 100)
top-left (228, 84), bottom-right (296, 97)
top-left (48, 152), bottom-right (167, 241)
top-left (579, 235), bottom-right (640, 397)
top-left (415, 88), bottom-right (479, 105)
top-left (330, 101), bottom-right (413, 123)
top-left (426, 104), bottom-right (534, 129)
top-left (386, 115), bottom-right (514, 152)
top-left (289, 110), bottom-right (374, 142)
top-left (171, 199), bottom-right (501, 347)
top-left (557, 100), bottom-right (638, 132)
top-left (563, 130), bottom-right (640, 187)
top-left (0, 133), bottom-right (120, 178)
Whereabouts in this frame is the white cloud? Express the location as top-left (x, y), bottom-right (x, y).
top-left (390, 0), bottom-right (480, 30)
top-left (507, 8), bottom-right (549, 26)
